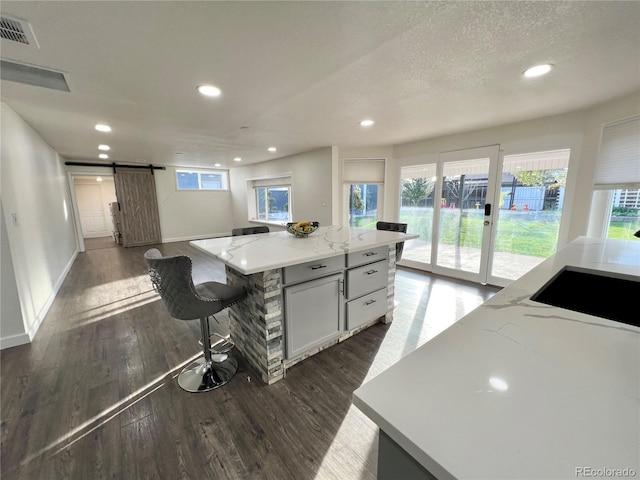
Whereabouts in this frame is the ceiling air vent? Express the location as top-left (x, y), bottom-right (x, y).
top-left (0, 15), bottom-right (39, 47)
top-left (0, 60), bottom-right (70, 92)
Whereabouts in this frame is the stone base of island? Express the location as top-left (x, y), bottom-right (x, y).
top-left (191, 226), bottom-right (418, 384)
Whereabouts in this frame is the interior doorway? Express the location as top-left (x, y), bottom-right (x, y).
top-left (70, 174), bottom-right (118, 250)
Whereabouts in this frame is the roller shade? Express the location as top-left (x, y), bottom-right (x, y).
top-left (503, 149), bottom-right (570, 172)
top-left (401, 163), bottom-right (437, 180)
top-left (442, 157), bottom-right (490, 177)
top-left (248, 174), bottom-right (291, 188)
top-left (343, 159), bottom-right (385, 183)
top-left (594, 115), bottom-right (640, 189)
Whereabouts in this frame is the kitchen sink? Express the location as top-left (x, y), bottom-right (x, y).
top-left (530, 266), bottom-right (639, 327)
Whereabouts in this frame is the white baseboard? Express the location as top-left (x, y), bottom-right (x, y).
top-left (0, 332), bottom-right (31, 350)
top-left (25, 249), bottom-right (79, 342)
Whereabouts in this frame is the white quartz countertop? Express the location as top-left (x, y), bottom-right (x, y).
top-left (190, 225), bottom-right (418, 275)
top-left (353, 236), bottom-right (640, 480)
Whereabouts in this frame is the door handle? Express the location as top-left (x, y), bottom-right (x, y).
top-left (484, 203), bottom-right (491, 216)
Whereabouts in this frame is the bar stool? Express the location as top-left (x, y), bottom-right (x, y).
top-left (376, 221), bottom-right (408, 261)
top-left (144, 248), bottom-right (247, 392)
top-left (231, 226), bottom-right (270, 236)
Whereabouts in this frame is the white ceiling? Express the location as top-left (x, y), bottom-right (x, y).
top-left (1, 1), bottom-right (639, 169)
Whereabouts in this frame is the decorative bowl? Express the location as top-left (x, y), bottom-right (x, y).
top-left (286, 221), bottom-right (320, 238)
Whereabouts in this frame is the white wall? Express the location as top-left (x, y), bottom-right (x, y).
top-left (229, 147), bottom-right (333, 229)
top-left (390, 91), bottom-right (640, 245)
top-left (1, 203), bottom-right (25, 348)
top-left (154, 166), bottom-right (234, 242)
top-left (1, 103), bottom-right (78, 348)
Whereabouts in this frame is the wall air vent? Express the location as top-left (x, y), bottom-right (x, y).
top-left (0, 60), bottom-right (70, 92)
top-left (0, 15), bottom-right (39, 47)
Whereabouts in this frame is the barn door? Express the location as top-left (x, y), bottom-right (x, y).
top-left (113, 168), bottom-right (162, 247)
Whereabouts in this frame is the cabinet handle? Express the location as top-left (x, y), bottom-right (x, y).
top-left (365, 299), bottom-right (376, 306)
top-left (339, 279), bottom-right (344, 295)
top-left (310, 265), bottom-right (326, 270)
top-left (365, 270), bottom-right (378, 275)
top-left (364, 252), bottom-right (378, 257)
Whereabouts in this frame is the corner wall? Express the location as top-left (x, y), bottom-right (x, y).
top-left (229, 148), bottom-right (333, 229)
top-left (154, 166), bottom-right (234, 242)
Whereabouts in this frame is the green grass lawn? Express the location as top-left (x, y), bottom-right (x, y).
top-left (352, 207), bottom-right (640, 258)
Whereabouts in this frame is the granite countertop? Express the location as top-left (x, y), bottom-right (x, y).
top-left (190, 225), bottom-right (418, 275)
top-left (353, 236), bottom-right (640, 480)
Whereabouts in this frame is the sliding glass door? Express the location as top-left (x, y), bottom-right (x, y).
top-left (399, 164), bottom-right (437, 265)
top-left (433, 146), bottom-right (500, 283)
top-left (487, 149), bottom-right (570, 284)
top-left (399, 146), bottom-right (570, 287)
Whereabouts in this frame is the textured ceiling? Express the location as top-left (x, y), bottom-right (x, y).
top-left (1, 1), bottom-right (639, 168)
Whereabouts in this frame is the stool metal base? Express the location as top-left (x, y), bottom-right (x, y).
top-left (177, 355), bottom-right (238, 392)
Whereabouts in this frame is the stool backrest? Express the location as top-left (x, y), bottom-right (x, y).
top-left (231, 226), bottom-right (270, 236)
top-left (376, 221), bottom-right (408, 261)
top-left (144, 248), bottom-right (222, 320)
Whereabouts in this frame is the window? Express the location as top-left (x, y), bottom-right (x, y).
top-left (247, 175), bottom-right (292, 223)
top-left (590, 188), bottom-right (640, 240)
top-left (255, 186), bottom-right (291, 222)
top-left (589, 115), bottom-right (640, 239)
top-left (176, 169), bottom-right (228, 190)
top-left (347, 184), bottom-right (381, 229)
top-left (343, 159), bottom-right (385, 229)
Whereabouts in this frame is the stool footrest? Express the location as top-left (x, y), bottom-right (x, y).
top-left (199, 333), bottom-right (234, 354)
top-left (211, 337), bottom-right (234, 354)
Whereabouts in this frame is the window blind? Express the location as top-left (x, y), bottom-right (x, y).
top-left (343, 159), bottom-right (385, 183)
top-left (594, 115), bottom-right (640, 189)
top-left (248, 174), bottom-right (291, 188)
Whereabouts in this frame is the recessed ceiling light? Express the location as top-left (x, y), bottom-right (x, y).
top-left (98, 144), bottom-right (110, 151)
top-left (267, 147), bottom-right (277, 152)
top-left (96, 176), bottom-right (103, 182)
top-left (234, 157), bottom-right (242, 162)
top-left (360, 119), bottom-right (374, 127)
top-left (99, 153), bottom-right (109, 159)
top-left (523, 64), bottom-right (553, 78)
top-left (95, 123), bottom-right (111, 132)
top-left (197, 84), bottom-right (222, 97)
top-left (214, 163), bottom-right (221, 167)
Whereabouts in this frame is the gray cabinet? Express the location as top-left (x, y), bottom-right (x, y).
top-left (346, 287), bottom-right (387, 330)
top-left (347, 245), bottom-right (388, 268)
top-left (345, 247), bottom-right (389, 330)
top-left (346, 259), bottom-right (388, 300)
top-left (282, 255), bottom-right (344, 284)
top-left (282, 246), bottom-right (391, 361)
top-left (283, 272), bottom-right (344, 359)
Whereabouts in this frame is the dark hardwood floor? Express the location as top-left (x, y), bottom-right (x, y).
top-left (0, 241), bottom-right (500, 480)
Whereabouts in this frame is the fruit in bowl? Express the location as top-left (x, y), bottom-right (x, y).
top-left (286, 221), bottom-right (320, 238)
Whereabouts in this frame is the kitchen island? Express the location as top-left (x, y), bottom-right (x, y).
top-left (353, 236), bottom-right (640, 480)
top-left (191, 225), bottom-right (418, 384)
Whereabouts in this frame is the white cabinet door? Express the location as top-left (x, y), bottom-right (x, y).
top-left (284, 272), bottom-right (344, 359)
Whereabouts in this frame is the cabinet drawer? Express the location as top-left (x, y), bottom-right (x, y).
top-left (346, 288), bottom-right (387, 330)
top-left (346, 245), bottom-right (388, 268)
top-left (283, 254), bottom-right (345, 285)
top-left (346, 259), bottom-right (388, 300)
